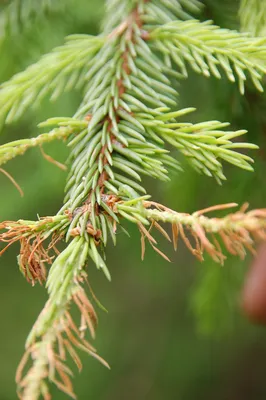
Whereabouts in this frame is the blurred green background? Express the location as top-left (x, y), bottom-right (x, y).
top-left (1, 1), bottom-right (266, 399)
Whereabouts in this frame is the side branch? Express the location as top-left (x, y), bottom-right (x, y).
top-left (16, 237), bottom-right (109, 400)
top-left (117, 200), bottom-right (266, 263)
top-left (0, 126), bottom-right (74, 167)
top-left (149, 19), bottom-right (266, 93)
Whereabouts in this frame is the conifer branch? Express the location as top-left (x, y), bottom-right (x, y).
top-left (149, 19), bottom-right (266, 93)
top-left (0, 35), bottom-right (104, 125)
top-left (16, 237), bottom-right (109, 400)
top-left (0, 215), bottom-right (70, 284)
top-left (0, 123), bottom-right (80, 167)
top-left (103, 0), bottom-right (203, 33)
top-left (0, 1), bottom-right (266, 399)
top-left (117, 200), bottom-right (266, 263)
top-left (103, 0), bottom-right (204, 53)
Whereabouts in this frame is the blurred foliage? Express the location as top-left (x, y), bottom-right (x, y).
top-left (1, 0), bottom-right (266, 399)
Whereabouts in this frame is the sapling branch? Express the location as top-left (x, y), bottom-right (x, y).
top-left (0, 126), bottom-right (75, 167)
top-left (0, 1), bottom-right (266, 399)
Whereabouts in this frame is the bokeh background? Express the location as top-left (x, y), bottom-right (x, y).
top-left (1, 1), bottom-right (266, 399)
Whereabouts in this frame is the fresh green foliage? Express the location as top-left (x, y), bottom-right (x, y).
top-left (0, 1), bottom-right (266, 399)
top-left (150, 19), bottom-right (266, 94)
top-left (103, 0), bottom-right (203, 32)
top-left (0, 36), bottom-right (104, 124)
top-left (0, 124), bottom-right (75, 166)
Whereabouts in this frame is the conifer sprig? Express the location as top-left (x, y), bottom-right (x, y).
top-left (149, 19), bottom-right (266, 94)
top-left (117, 200), bottom-right (266, 263)
top-left (0, 1), bottom-right (266, 399)
top-left (103, 0), bottom-right (203, 32)
top-left (16, 237), bottom-right (109, 400)
top-left (0, 215), bottom-right (70, 284)
top-left (0, 124), bottom-right (77, 167)
top-left (0, 35), bottom-right (104, 125)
